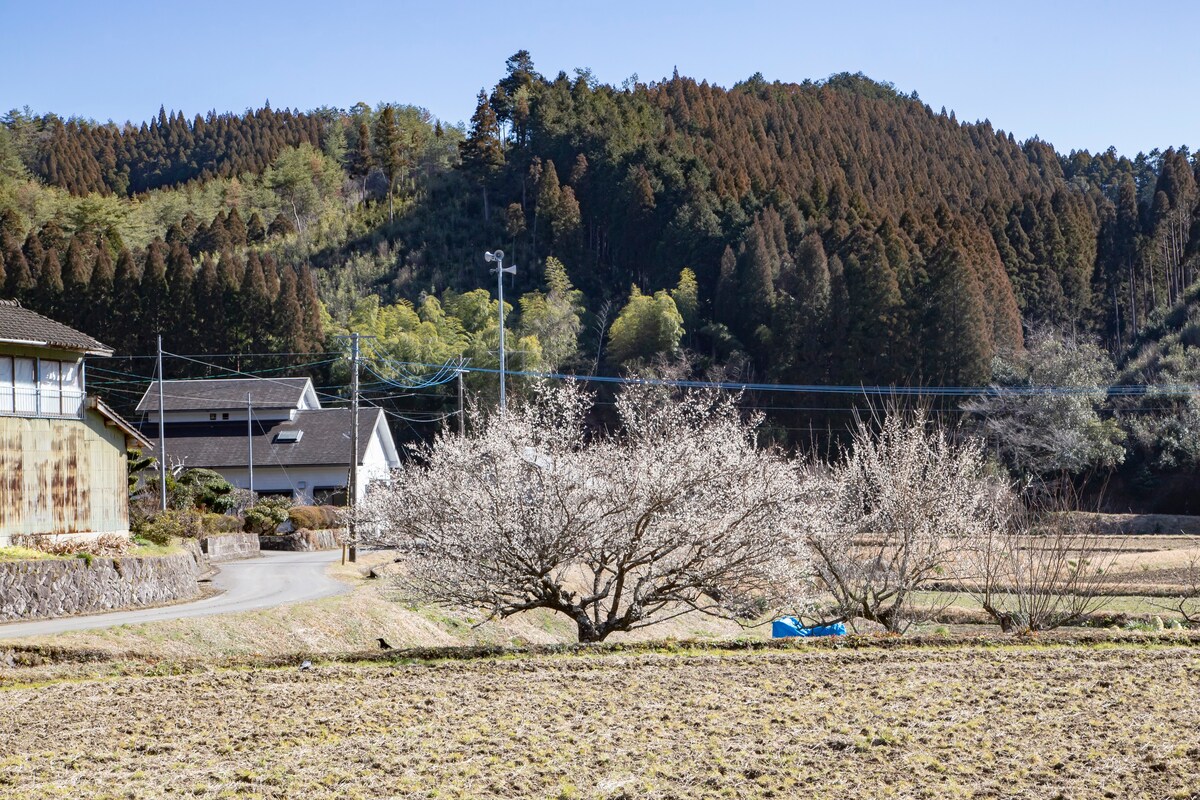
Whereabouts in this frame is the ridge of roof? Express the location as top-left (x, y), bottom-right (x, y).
top-left (0, 298), bottom-right (113, 355)
top-left (134, 377), bottom-right (315, 413)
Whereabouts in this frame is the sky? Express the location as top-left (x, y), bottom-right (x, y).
top-left (1, 0), bottom-right (1195, 157)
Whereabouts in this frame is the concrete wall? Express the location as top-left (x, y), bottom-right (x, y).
top-left (0, 552), bottom-right (200, 622)
top-left (199, 532), bottom-right (260, 562)
top-left (260, 528), bottom-right (342, 551)
top-left (0, 410), bottom-right (130, 547)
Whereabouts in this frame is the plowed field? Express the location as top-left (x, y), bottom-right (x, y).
top-left (2, 644), bottom-right (1199, 798)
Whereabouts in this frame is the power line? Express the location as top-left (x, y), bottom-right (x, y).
top-left (162, 351), bottom-right (348, 406)
top-left (341, 356), bottom-right (1200, 398)
top-left (101, 350), bottom-right (334, 360)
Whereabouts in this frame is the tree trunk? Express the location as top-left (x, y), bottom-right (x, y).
top-left (575, 615), bottom-right (604, 643)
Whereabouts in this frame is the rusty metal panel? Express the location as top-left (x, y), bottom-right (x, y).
top-left (0, 410), bottom-right (129, 546)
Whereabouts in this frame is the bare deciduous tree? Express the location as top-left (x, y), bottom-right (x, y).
top-left (1154, 549), bottom-right (1200, 625)
top-left (362, 383), bottom-right (813, 642)
top-left (805, 407), bottom-right (1010, 633)
top-left (962, 488), bottom-right (1126, 632)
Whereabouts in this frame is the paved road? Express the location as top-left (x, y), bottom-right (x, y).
top-left (0, 550), bottom-right (349, 639)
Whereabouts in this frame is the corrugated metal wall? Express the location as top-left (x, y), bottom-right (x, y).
top-left (0, 412), bottom-right (129, 545)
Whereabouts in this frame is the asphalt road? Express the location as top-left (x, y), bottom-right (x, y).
top-left (0, 550), bottom-right (349, 639)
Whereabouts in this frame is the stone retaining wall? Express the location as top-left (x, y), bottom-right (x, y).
top-left (0, 552), bottom-right (200, 622)
top-left (259, 528), bottom-right (342, 552)
top-left (200, 532), bottom-right (261, 562)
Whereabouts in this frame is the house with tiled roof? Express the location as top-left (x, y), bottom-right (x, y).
top-left (133, 377), bottom-right (400, 504)
top-left (0, 300), bottom-right (150, 547)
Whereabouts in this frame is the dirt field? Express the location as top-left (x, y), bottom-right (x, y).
top-left (1, 642), bottom-right (1199, 799)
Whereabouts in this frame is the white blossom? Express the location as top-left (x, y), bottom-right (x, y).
top-left (362, 383), bottom-right (814, 642)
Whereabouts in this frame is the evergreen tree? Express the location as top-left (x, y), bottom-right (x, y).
top-left (195, 253), bottom-right (223, 351)
top-left (459, 89), bottom-right (504, 221)
top-left (38, 219), bottom-right (66, 254)
top-left (225, 207), bottom-right (247, 246)
top-left (246, 211), bottom-right (266, 243)
top-left (2, 236), bottom-right (33, 301)
top-left (86, 240), bottom-right (115, 340)
top-left (374, 104), bottom-right (403, 223)
top-left (22, 232), bottom-right (43, 280)
top-left (842, 238), bottom-right (904, 382)
top-left (351, 119), bottom-right (372, 199)
top-left (61, 235), bottom-right (92, 326)
top-left (140, 238), bottom-right (169, 347)
top-left (36, 246), bottom-right (64, 316)
top-left (242, 251), bottom-right (272, 348)
top-left (535, 160), bottom-right (561, 256)
top-left (275, 267), bottom-right (305, 353)
top-left (110, 247), bottom-right (139, 351)
top-left (166, 241), bottom-right (195, 351)
top-left (297, 265), bottom-right (324, 350)
top-left (268, 212), bottom-right (295, 238)
top-left (920, 241), bottom-right (991, 385)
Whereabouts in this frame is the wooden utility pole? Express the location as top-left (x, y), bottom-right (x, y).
top-left (349, 332), bottom-right (360, 563)
top-left (247, 392), bottom-right (254, 495)
top-left (157, 334), bottom-right (167, 512)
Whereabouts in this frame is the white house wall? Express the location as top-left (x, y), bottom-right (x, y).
top-left (217, 466), bottom-right (351, 505)
top-left (200, 422), bottom-right (395, 506)
top-left (359, 427), bottom-right (393, 498)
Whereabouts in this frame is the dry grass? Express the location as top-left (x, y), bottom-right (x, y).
top-left (1, 643), bottom-right (1199, 798)
top-left (1, 550), bottom-right (757, 664)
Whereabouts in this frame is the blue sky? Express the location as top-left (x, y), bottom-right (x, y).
top-left (1, 0), bottom-right (1194, 157)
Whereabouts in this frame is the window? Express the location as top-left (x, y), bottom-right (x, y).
top-left (210, 413), bottom-right (217, 421)
top-left (41, 360), bottom-right (62, 415)
top-left (0, 357), bottom-right (11, 414)
top-left (222, 412), bottom-right (230, 420)
top-left (274, 430), bottom-right (303, 443)
top-left (13, 358), bottom-right (35, 415)
top-left (314, 487), bottom-right (348, 506)
top-left (61, 360), bottom-right (82, 416)
top-left (0, 357), bottom-right (84, 418)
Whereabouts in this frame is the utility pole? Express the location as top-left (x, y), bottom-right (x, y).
top-left (457, 366), bottom-right (465, 435)
top-left (483, 250), bottom-right (516, 411)
top-left (247, 392), bottom-right (254, 495)
top-left (157, 334), bottom-right (167, 512)
top-left (349, 332), bottom-right (360, 563)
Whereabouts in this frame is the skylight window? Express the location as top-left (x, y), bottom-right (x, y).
top-left (274, 430), bottom-right (303, 443)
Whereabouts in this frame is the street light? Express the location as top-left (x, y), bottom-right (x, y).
top-left (484, 250), bottom-right (516, 411)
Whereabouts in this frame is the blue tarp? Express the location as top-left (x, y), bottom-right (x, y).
top-left (772, 617), bottom-right (847, 638)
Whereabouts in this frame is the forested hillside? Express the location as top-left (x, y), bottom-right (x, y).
top-left (2, 52), bottom-right (1199, 504)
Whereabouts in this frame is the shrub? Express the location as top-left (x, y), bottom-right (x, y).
top-left (133, 509), bottom-right (204, 545)
top-left (288, 505), bottom-right (344, 530)
top-left (245, 497), bottom-right (292, 534)
top-left (202, 513), bottom-right (245, 535)
top-left (171, 469), bottom-right (236, 513)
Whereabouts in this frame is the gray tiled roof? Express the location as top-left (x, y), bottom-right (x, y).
top-left (0, 299), bottom-right (113, 355)
top-left (135, 378), bottom-right (313, 413)
top-left (139, 407), bottom-right (385, 468)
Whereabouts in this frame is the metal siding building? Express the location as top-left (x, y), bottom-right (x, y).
top-left (0, 300), bottom-right (148, 547)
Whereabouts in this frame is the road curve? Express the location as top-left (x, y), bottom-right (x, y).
top-left (0, 550), bottom-right (349, 639)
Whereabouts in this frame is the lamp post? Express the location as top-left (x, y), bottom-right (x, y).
top-left (484, 250), bottom-right (516, 411)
